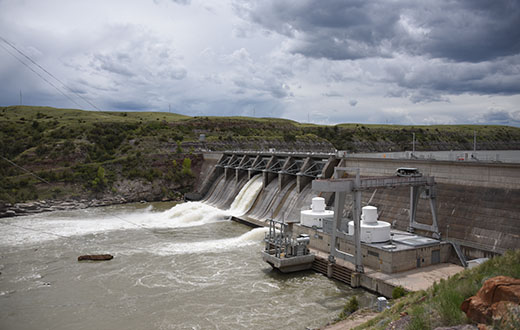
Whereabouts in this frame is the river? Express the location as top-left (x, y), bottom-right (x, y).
top-left (0, 187), bottom-right (375, 330)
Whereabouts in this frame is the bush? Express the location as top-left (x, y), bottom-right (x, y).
top-left (181, 158), bottom-right (193, 177)
top-left (91, 166), bottom-right (108, 191)
top-left (407, 304), bottom-right (431, 330)
top-left (338, 296), bottom-right (359, 320)
top-left (433, 285), bottom-right (466, 325)
top-left (392, 286), bottom-right (406, 299)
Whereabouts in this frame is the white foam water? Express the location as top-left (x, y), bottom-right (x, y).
top-left (229, 174), bottom-right (263, 216)
top-left (0, 175), bottom-right (265, 248)
top-left (147, 227), bottom-right (269, 256)
top-left (0, 202), bottom-right (228, 247)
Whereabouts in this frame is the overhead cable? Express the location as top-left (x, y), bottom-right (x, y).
top-left (0, 35), bottom-right (100, 110)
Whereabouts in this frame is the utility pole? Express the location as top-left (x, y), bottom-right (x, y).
top-left (473, 130), bottom-right (476, 152)
top-left (19, 90), bottom-right (22, 105)
top-left (412, 133), bottom-right (416, 157)
top-left (169, 104), bottom-right (171, 113)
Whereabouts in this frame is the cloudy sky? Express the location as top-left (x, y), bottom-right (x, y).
top-left (1, 0), bottom-right (519, 126)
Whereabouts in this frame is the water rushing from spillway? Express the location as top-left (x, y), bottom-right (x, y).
top-left (229, 174), bottom-right (263, 216)
top-left (0, 176), bottom-right (375, 330)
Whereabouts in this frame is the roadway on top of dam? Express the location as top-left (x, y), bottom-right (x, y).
top-left (203, 149), bottom-right (520, 164)
top-left (201, 149), bottom-right (520, 190)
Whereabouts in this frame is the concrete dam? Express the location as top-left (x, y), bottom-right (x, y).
top-left (191, 151), bottom-right (520, 293)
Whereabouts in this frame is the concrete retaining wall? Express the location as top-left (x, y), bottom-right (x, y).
top-left (365, 183), bottom-right (520, 256)
top-left (342, 157), bottom-right (520, 189)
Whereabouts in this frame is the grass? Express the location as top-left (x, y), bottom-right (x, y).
top-left (353, 249), bottom-right (520, 330)
top-left (2, 105), bottom-right (520, 202)
top-left (338, 296), bottom-right (360, 320)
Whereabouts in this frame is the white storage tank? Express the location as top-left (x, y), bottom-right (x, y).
top-left (300, 197), bottom-right (334, 228)
top-left (348, 206), bottom-right (390, 243)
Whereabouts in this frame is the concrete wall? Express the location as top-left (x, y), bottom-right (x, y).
top-left (341, 157), bottom-right (520, 189)
top-left (294, 224), bottom-right (452, 273)
top-left (194, 153), bottom-right (223, 198)
top-left (366, 183), bottom-right (520, 256)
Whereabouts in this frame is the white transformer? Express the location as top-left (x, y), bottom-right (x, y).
top-left (300, 197), bottom-right (334, 228)
top-left (348, 206), bottom-right (391, 243)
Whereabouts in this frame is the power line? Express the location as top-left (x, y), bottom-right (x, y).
top-left (0, 35), bottom-right (101, 110)
top-left (0, 42), bottom-right (84, 109)
top-left (0, 155), bottom-right (50, 184)
top-left (0, 38), bottom-right (169, 241)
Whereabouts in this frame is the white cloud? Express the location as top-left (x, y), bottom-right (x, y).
top-left (0, 0), bottom-right (519, 126)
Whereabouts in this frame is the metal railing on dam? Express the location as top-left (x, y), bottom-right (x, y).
top-left (203, 149), bottom-right (520, 189)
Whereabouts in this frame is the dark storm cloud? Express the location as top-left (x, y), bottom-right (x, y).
top-left (236, 0), bottom-right (520, 103)
top-left (237, 0), bottom-right (520, 63)
top-left (382, 55), bottom-right (520, 102)
top-left (477, 109), bottom-right (520, 126)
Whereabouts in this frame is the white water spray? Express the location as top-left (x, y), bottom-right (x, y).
top-left (229, 175), bottom-right (263, 216)
top-left (0, 176), bottom-right (265, 248)
top-left (148, 227), bottom-right (269, 256)
top-left (0, 202), bottom-right (228, 247)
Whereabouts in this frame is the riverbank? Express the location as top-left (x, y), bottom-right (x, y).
top-left (0, 195), bottom-right (183, 218)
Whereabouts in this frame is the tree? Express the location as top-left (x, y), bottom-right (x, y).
top-left (181, 158), bottom-right (193, 177)
top-left (92, 166), bottom-right (108, 191)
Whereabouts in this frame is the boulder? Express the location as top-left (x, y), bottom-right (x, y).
top-left (78, 254), bottom-right (114, 261)
top-left (461, 276), bottom-right (520, 324)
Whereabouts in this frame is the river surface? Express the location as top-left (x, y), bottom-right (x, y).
top-left (0, 202), bottom-right (375, 330)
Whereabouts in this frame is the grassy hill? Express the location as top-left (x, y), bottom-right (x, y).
top-left (1, 105), bottom-right (520, 204)
top-left (351, 249), bottom-right (520, 329)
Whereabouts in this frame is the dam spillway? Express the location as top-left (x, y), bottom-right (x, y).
top-left (197, 151), bottom-right (520, 267)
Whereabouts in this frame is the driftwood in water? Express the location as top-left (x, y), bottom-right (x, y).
top-left (78, 254), bottom-right (113, 261)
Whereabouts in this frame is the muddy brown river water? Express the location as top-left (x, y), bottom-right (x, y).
top-left (0, 202), bottom-right (375, 330)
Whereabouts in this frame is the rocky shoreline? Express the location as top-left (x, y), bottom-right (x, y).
top-left (0, 197), bottom-right (131, 218)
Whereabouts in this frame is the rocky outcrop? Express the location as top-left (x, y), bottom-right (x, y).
top-left (461, 276), bottom-right (520, 325)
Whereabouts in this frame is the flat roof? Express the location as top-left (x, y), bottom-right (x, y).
top-left (363, 230), bottom-right (442, 252)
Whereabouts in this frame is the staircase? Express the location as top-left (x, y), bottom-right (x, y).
top-left (448, 240), bottom-right (468, 268)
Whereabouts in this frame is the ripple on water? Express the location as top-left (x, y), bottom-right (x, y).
top-left (0, 203), bottom-right (376, 330)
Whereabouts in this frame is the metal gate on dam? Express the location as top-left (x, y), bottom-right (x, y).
top-left (192, 150), bottom-right (520, 271)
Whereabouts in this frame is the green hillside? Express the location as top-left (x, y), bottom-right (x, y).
top-left (352, 249), bottom-right (520, 329)
top-left (1, 105), bottom-right (520, 204)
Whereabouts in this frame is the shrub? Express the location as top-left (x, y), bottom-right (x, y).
top-left (181, 158), bottom-right (193, 177)
top-left (433, 285), bottom-right (466, 325)
top-left (407, 304), bottom-right (431, 330)
top-left (338, 296), bottom-right (359, 320)
top-left (91, 166), bottom-right (108, 191)
top-left (392, 286), bottom-right (406, 299)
